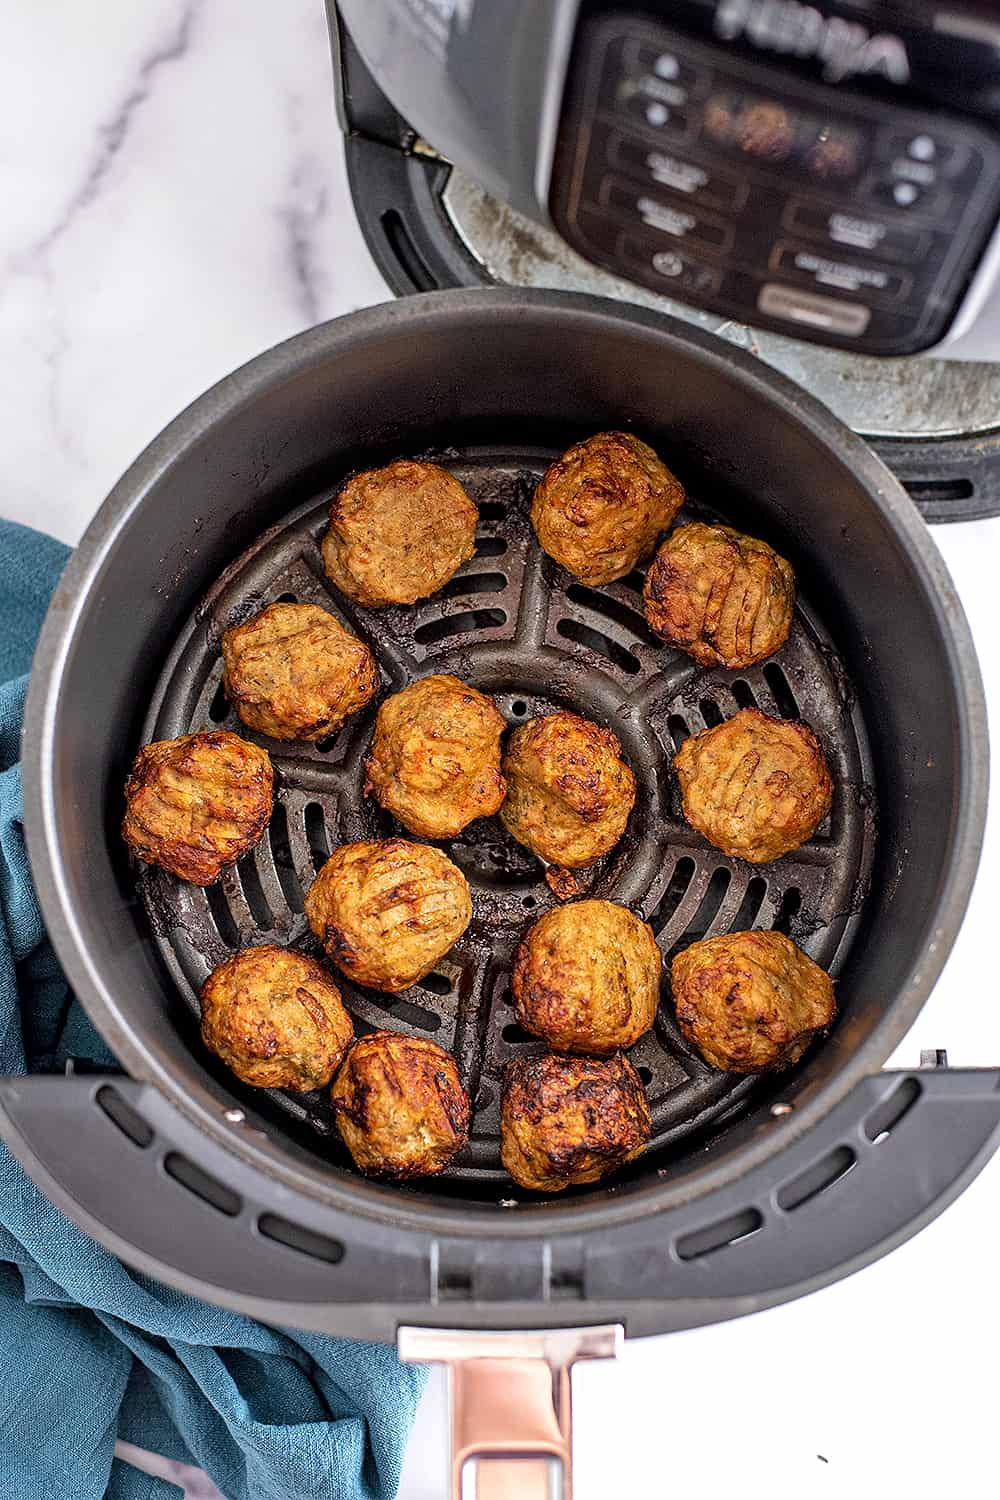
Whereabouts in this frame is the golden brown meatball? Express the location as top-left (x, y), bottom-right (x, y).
top-left (674, 708), bottom-right (832, 864)
top-left (122, 730), bottom-right (273, 885)
top-left (304, 839), bottom-right (472, 992)
top-left (531, 431), bottom-right (685, 585)
top-left (643, 523), bottom-right (795, 668)
top-left (500, 711), bottom-right (636, 869)
top-left (501, 1052), bottom-right (651, 1193)
top-left (365, 674), bottom-right (506, 839)
top-left (200, 945), bottom-right (353, 1091)
top-left (322, 460), bottom-right (478, 607)
top-left (513, 900), bottom-right (661, 1055)
top-left (331, 1031), bottom-right (471, 1178)
top-left (221, 602), bottom-right (378, 742)
top-left (672, 929), bottom-right (835, 1072)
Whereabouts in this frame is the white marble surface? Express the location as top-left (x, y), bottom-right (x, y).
top-left (2, 3), bottom-right (998, 1497)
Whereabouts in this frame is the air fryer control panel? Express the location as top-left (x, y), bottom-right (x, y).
top-left (550, 14), bottom-right (1000, 353)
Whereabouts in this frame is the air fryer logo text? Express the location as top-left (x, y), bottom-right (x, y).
top-left (714, 0), bottom-right (911, 84)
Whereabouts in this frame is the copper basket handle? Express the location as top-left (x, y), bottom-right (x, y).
top-left (398, 1325), bottom-right (623, 1499)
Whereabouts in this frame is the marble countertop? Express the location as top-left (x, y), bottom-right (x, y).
top-left (3, 3), bottom-right (998, 1496)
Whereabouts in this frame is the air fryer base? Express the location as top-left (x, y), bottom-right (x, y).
top-left (333, 12), bottom-right (1000, 523)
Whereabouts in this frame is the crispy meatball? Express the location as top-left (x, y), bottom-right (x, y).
top-left (501, 1052), bottom-right (651, 1193)
top-left (331, 1031), bottom-right (471, 1178)
top-left (221, 602), bottom-right (378, 742)
top-left (500, 711), bottom-right (636, 869)
top-left (531, 431), bottom-right (685, 585)
top-left (200, 945), bottom-right (353, 1091)
top-left (644, 522), bottom-right (795, 668)
top-left (122, 730), bottom-right (273, 885)
top-left (304, 839), bottom-right (472, 992)
top-left (513, 900), bottom-right (661, 1055)
top-left (365, 674), bottom-right (506, 839)
top-left (322, 460), bottom-right (478, 607)
top-left (674, 708), bottom-right (832, 864)
top-left (672, 929), bottom-right (835, 1072)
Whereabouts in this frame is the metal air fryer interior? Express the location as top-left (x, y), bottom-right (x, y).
top-left (139, 449), bottom-right (874, 1193)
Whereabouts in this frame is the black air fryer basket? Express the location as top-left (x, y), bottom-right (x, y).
top-left (3, 293), bottom-right (998, 1499)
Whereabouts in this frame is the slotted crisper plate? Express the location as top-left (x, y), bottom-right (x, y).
top-left (138, 448), bottom-right (876, 1186)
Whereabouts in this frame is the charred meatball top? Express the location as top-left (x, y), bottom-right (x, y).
top-left (500, 711), bottom-right (636, 869)
top-left (501, 1051), bottom-right (651, 1193)
top-left (674, 708), bottom-right (832, 864)
top-left (365, 674), bottom-right (506, 839)
top-left (672, 929), bottom-right (835, 1073)
top-left (221, 602), bottom-right (378, 742)
top-left (513, 900), bottom-right (661, 1055)
top-left (322, 460), bottom-right (478, 607)
top-left (304, 838), bottom-right (472, 992)
top-left (331, 1030), bottom-right (471, 1179)
top-left (644, 522), bottom-right (795, 668)
top-left (531, 431), bottom-right (685, 585)
top-left (122, 730), bottom-right (273, 885)
top-left (200, 944), bottom-right (353, 1091)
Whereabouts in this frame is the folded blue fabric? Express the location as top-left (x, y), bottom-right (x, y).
top-left (0, 519), bottom-right (424, 1500)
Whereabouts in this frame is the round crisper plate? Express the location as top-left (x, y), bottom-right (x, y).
top-left (136, 446), bottom-right (876, 1188)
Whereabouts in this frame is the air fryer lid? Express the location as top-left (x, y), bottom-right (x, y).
top-left (11, 290), bottom-right (996, 1340)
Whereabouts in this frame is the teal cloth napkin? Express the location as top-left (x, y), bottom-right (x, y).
top-left (0, 519), bottom-right (424, 1500)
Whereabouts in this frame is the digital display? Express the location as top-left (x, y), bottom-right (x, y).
top-left (701, 90), bottom-right (866, 180)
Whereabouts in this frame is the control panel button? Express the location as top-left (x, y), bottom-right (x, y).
top-left (621, 236), bottom-right (722, 295)
top-left (601, 177), bottom-right (734, 252)
top-left (772, 243), bottom-right (909, 302)
top-left (610, 133), bottom-right (747, 210)
top-left (907, 134), bottom-right (936, 162)
top-left (758, 283), bottom-right (871, 337)
top-left (620, 87), bottom-right (692, 139)
top-left (633, 42), bottom-right (701, 95)
top-left (785, 201), bottom-right (925, 262)
top-left (884, 130), bottom-right (960, 176)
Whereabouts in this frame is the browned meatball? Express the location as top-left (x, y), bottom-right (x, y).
top-left (643, 523), bottom-right (795, 668)
top-left (221, 602), bottom-right (378, 742)
top-left (122, 730), bottom-right (273, 885)
top-left (501, 1052), bottom-right (651, 1192)
top-left (331, 1031), bottom-right (471, 1178)
top-left (365, 674), bottom-right (506, 839)
top-left (322, 460), bottom-right (478, 607)
top-left (674, 708), bottom-right (832, 864)
top-left (304, 839), bottom-right (472, 992)
top-left (200, 945), bottom-right (353, 1091)
top-left (500, 711), bottom-right (636, 869)
top-left (513, 900), bottom-right (661, 1055)
top-left (672, 929), bottom-right (835, 1072)
top-left (531, 431), bottom-right (685, 585)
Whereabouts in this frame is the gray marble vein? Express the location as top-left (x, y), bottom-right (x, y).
top-left (19, 0), bottom-right (201, 267)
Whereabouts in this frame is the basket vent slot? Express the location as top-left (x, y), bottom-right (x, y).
top-left (650, 857), bottom-right (696, 934)
top-left (257, 1214), bottom-right (344, 1263)
top-left (731, 679), bottom-right (757, 709)
top-left (763, 662), bottom-right (799, 719)
top-left (476, 535), bottom-right (508, 558)
top-left (730, 876), bottom-right (767, 932)
top-left (205, 883), bottom-right (240, 949)
top-left (441, 571), bottom-right (507, 599)
top-left (385, 998), bottom-right (442, 1033)
top-left (208, 680), bottom-right (229, 723)
top-left (555, 617), bottom-right (641, 675)
top-left (164, 1152), bottom-right (241, 1217)
top-left (236, 857), bottom-right (274, 932)
top-left (776, 1145), bottom-right (856, 1211)
top-left (304, 803), bottom-right (330, 872)
top-left (565, 583), bottom-right (659, 646)
top-left (96, 1085), bottom-right (153, 1149)
top-left (676, 1206), bottom-right (763, 1261)
top-left (268, 804), bottom-right (304, 913)
top-left (773, 886), bottom-right (802, 934)
top-left (667, 714), bottom-right (690, 752)
top-left (864, 1076), bottom-right (921, 1144)
top-left (414, 608), bottom-right (507, 646)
